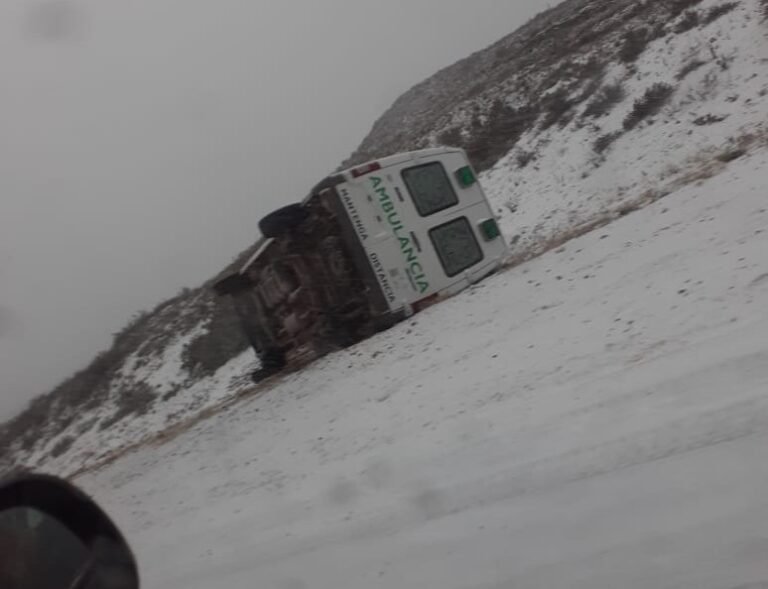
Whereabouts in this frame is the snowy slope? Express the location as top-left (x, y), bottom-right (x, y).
top-left (15, 301), bottom-right (259, 476)
top-left (483, 0), bottom-right (768, 258)
top-left (6, 0), bottom-right (768, 481)
top-left (77, 150), bottom-right (768, 589)
top-left (348, 0), bottom-right (768, 259)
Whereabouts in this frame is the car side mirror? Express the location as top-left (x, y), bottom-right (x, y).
top-left (0, 473), bottom-right (139, 589)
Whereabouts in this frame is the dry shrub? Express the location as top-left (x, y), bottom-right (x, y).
top-left (572, 77), bottom-right (606, 112)
top-left (539, 88), bottom-right (576, 130)
top-left (465, 100), bottom-right (540, 171)
top-left (683, 69), bottom-right (720, 103)
top-left (98, 413), bottom-right (123, 432)
top-left (702, 2), bottom-right (739, 24)
top-left (674, 9), bottom-right (701, 33)
top-left (676, 58), bottom-right (708, 80)
top-left (583, 83), bottom-right (626, 118)
top-left (593, 131), bottom-right (623, 154)
top-left (716, 148), bottom-right (746, 162)
top-left (49, 436), bottom-right (74, 459)
top-left (437, 126), bottom-right (463, 147)
top-left (516, 150), bottom-right (537, 168)
top-left (118, 382), bottom-right (156, 416)
top-left (667, 0), bottom-right (706, 18)
top-left (693, 113), bottom-right (727, 125)
top-left (76, 417), bottom-right (98, 435)
top-left (99, 382), bottom-right (156, 432)
top-left (0, 426), bottom-right (16, 463)
top-left (624, 83), bottom-right (676, 130)
top-left (1, 395), bottom-right (54, 456)
top-left (619, 28), bottom-right (651, 63)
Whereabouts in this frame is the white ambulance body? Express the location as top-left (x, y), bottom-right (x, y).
top-left (335, 147), bottom-right (508, 314)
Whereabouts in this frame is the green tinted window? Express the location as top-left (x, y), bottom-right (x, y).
top-left (402, 162), bottom-right (459, 217)
top-left (429, 217), bottom-right (484, 277)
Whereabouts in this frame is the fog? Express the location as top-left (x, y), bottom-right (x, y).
top-left (0, 0), bottom-right (542, 420)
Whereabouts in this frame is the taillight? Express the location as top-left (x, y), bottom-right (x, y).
top-left (455, 166), bottom-right (476, 187)
top-left (350, 162), bottom-right (382, 178)
top-left (479, 218), bottom-right (501, 241)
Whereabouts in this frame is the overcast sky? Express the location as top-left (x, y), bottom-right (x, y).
top-left (0, 0), bottom-right (543, 420)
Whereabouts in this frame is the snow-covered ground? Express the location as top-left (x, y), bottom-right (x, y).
top-left (77, 150), bottom-right (768, 589)
top-left (25, 334), bottom-right (258, 474)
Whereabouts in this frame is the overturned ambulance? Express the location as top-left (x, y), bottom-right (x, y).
top-left (214, 148), bottom-right (508, 379)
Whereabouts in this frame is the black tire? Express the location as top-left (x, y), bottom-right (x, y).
top-left (251, 348), bottom-right (286, 383)
top-left (260, 348), bottom-right (286, 371)
top-left (259, 204), bottom-right (308, 239)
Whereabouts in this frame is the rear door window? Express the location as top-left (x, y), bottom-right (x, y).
top-left (429, 217), bottom-right (484, 277)
top-left (401, 162), bottom-right (459, 217)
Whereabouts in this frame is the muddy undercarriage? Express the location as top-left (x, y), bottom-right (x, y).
top-left (216, 188), bottom-right (394, 381)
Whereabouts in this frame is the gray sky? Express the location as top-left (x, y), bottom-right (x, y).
top-left (0, 0), bottom-right (542, 420)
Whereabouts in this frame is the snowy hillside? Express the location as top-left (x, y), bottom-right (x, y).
top-left (3, 0), bottom-right (768, 476)
top-left (0, 288), bottom-right (257, 475)
top-left (483, 0), bottom-right (768, 258)
top-left (78, 151), bottom-right (768, 589)
top-left (350, 0), bottom-right (768, 259)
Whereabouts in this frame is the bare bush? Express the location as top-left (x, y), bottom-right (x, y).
top-left (702, 2), bottom-right (739, 25)
top-left (19, 434), bottom-right (36, 452)
top-left (0, 426), bottom-right (16, 463)
top-left (161, 386), bottom-right (183, 402)
top-left (686, 69), bottom-right (720, 103)
top-left (621, 3), bottom-right (647, 23)
top-left (624, 83), bottom-right (676, 130)
top-left (98, 413), bottom-right (123, 432)
top-left (117, 382), bottom-right (156, 417)
top-left (693, 113), bottom-right (727, 125)
top-left (540, 88), bottom-right (575, 130)
top-left (99, 383), bottom-right (156, 432)
top-left (716, 148), bottom-right (746, 162)
top-left (49, 436), bottom-right (75, 459)
top-left (437, 126), bottom-right (463, 147)
top-left (1, 394), bottom-right (54, 456)
top-left (76, 417), bottom-right (98, 435)
top-left (593, 131), bottom-right (623, 154)
top-left (706, 43), bottom-right (734, 71)
top-left (516, 150), bottom-right (537, 168)
top-left (668, 0), bottom-right (706, 18)
top-left (574, 76), bottom-right (604, 108)
top-left (583, 83), bottom-right (626, 118)
top-left (673, 9), bottom-right (701, 33)
top-left (619, 28), bottom-right (651, 63)
top-left (465, 100), bottom-right (540, 171)
top-left (676, 58), bottom-right (708, 80)
top-left (538, 59), bottom-right (607, 126)
top-left (574, 57), bottom-right (605, 84)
